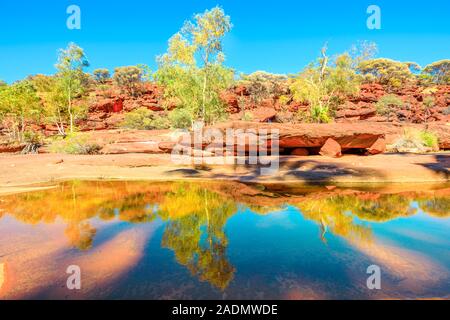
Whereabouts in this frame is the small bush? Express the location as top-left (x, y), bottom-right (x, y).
top-left (93, 69), bottom-right (111, 84)
top-left (240, 71), bottom-right (288, 103)
top-left (277, 95), bottom-right (291, 107)
top-left (420, 131), bottom-right (439, 150)
top-left (309, 104), bottom-right (331, 123)
top-left (49, 133), bottom-right (101, 155)
top-left (114, 66), bottom-right (143, 96)
top-left (22, 131), bottom-right (44, 154)
top-left (422, 96), bottom-right (435, 109)
top-left (169, 108), bottom-right (193, 129)
top-left (376, 94), bottom-right (404, 116)
top-left (389, 128), bottom-right (439, 153)
top-left (241, 112), bottom-right (253, 121)
top-left (122, 108), bottom-right (170, 130)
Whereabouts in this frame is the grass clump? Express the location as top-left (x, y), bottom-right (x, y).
top-left (375, 94), bottom-right (403, 116)
top-left (168, 108), bottom-right (193, 129)
top-left (121, 107), bottom-right (170, 130)
top-left (389, 128), bottom-right (439, 153)
top-left (49, 133), bottom-right (101, 155)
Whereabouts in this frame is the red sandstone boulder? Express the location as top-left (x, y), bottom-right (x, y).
top-left (234, 85), bottom-right (249, 96)
top-left (319, 138), bottom-right (342, 158)
top-left (158, 141), bottom-right (177, 153)
top-left (90, 98), bottom-right (116, 113)
top-left (251, 107), bottom-right (277, 122)
top-left (220, 91), bottom-right (240, 114)
top-left (367, 137), bottom-right (386, 155)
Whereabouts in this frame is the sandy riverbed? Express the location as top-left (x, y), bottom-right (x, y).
top-left (0, 152), bottom-right (448, 195)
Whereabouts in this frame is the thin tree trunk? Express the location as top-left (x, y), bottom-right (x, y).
top-left (201, 51), bottom-right (210, 121)
top-left (68, 85), bottom-right (73, 133)
top-left (320, 43), bottom-right (329, 83)
top-left (20, 115), bottom-right (25, 143)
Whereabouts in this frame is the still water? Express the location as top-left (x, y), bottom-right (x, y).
top-left (0, 181), bottom-right (449, 300)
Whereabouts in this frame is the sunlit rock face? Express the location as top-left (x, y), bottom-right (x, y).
top-left (0, 181), bottom-right (449, 299)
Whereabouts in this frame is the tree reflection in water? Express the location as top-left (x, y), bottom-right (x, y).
top-left (0, 181), bottom-right (449, 290)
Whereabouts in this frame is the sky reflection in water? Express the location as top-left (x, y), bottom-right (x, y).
top-left (0, 181), bottom-right (449, 300)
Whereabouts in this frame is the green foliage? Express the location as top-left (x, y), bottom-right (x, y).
top-left (290, 49), bottom-right (360, 123)
top-left (49, 132), bottom-right (101, 155)
top-left (136, 64), bottom-right (153, 82)
top-left (93, 69), bottom-right (111, 83)
top-left (169, 108), bottom-right (193, 129)
top-left (326, 53), bottom-right (361, 97)
top-left (241, 111), bottom-right (253, 121)
top-left (239, 71), bottom-right (287, 103)
top-left (0, 80), bottom-right (43, 142)
top-left (113, 66), bottom-right (143, 96)
top-left (375, 94), bottom-right (404, 116)
top-left (419, 131), bottom-right (439, 150)
top-left (357, 58), bottom-right (413, 89)
top-left (0, 80), bottom-right (6, 87)
top-left (389, 128), bottom-right (439, 152)
top-left (121, 107), bottom-right (170, 130)
top-left (423, 96), bottom-right (435, 109)
top-left (156, 64), bottom-right (233, 125)
top-left (157, 6), bottom-right (234, 124)
top-left (422, 60), bottom-right (450, 84)
top-left (52, 42), bottom-right (90, 134)
top-left (21, 130), bottom-right (44, 154)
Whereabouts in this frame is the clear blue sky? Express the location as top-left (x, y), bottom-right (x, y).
top-left (0, 0), bottom-right (449, 83)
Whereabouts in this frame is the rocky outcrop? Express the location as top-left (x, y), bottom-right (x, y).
top-left (78, 83), bottom-right (165, 131)
top-left (37, 122), bottom-right (449, 156)
top-left (0, 143), bottom-right (25, 154)
top-left (218, 82), bottom-right (450, 125)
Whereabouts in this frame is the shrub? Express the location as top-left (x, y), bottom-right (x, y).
top-left (310, 104), bottom-right (331, 123)
top-left (423, 96), bottom-right (435, 109)
top-left (169, 108), bottom-right (193, 129)
top-left (93, 69), bottom-right (111, 84)
top-left (21, 130), bottom-right (44, 154)
top-left (420, 131), bottom-right (439, 150)
top-left (389, 128), bottom-right (439, 153)
top-left (49, 133), bottom-right (101, 155)
top-left (375, 94), bottom-right (404, 116)
top-left (114, 66), bottom-right (143, 96)
top-left (121, 107), bottom-right (170, 130)
top-left (239, 71), bottom-right (288, 103)
top-left (422, 60), bottom-right (450, 85)
top-left (290, 50), bottom-right (359, 123)
top-left (357, 58), bottom-right (413, 89)
top-left (241, 112), bottom-right (253, 121)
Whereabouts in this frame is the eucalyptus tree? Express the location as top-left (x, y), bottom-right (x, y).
top-left (54, 42), bottom-right (90, 134)
top-left (156, 7), bottom-right (234, 124)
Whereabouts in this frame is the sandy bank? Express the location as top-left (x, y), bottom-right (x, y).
top-left (0, 152), bottom-right (448, 195)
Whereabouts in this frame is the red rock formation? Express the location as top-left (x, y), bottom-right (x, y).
top-left (319, 138), bottom-right (342, 158)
